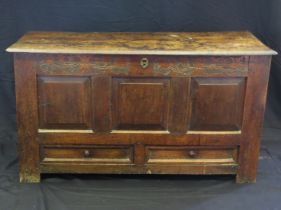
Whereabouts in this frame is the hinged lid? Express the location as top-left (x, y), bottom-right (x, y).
top-left (6, 31), bottom-right (277, 55)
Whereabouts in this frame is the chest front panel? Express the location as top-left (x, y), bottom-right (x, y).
top-left (36, 54), bottom-right (248, 135)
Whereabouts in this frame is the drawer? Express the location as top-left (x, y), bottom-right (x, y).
top-left (41, 145), bottom-right (133, 164)
top-left (145, 146), bottom-right (238, 164)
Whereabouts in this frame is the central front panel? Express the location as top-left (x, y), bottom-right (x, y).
top-left (112, 78), bottom-right (170, 130)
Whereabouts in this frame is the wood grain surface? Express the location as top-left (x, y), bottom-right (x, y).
top-left (6, 31), bottom-right (277, 55)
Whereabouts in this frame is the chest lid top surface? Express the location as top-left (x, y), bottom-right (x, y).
top-left (6, 31), bottom-right (276, 55)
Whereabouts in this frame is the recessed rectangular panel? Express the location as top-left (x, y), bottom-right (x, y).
top-left (112, 78), bottom-right (169, 130)
top-left (38, 76), bottom-right (92, 129)
top-left (189, 78), bottom-right (245, 131)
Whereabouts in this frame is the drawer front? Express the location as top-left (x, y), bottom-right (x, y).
top-left (146, 146), bottom-right (238, 164)
top-left (41, 145), bottom-right (133, 164)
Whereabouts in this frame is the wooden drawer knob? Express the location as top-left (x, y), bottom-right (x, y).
top-left (84, 149), bottom-right (91, 157)
top-left (188, 150), bottom-right (197, 158)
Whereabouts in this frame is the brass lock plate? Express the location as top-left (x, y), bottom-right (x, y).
top-left (140, 57), bottom-right (149, 68)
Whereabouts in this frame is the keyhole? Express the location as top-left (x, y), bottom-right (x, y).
top-left (140, 58), bottom-right (149, 68)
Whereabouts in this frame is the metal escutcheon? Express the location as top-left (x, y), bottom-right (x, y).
top-left (140, 57), bottom-right (149, 68)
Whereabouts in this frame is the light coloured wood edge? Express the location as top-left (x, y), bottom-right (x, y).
top-left (38, 129), bottom-right (241, 134)
top-left (38, 129), bottom-right (94, 133)
top-left (147, 158), bottom-right (236, 163)
top-left (42, 158), bottom-right (131, 163)
top-left (186, 130), bottom-right (242, 135)
top-left (111, 130), bottom-right (170, 134)
top-left (6, 48), bottom-right (278, 55)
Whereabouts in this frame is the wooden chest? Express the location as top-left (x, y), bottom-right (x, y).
top-left (7, 31), bottom-right (276, 183)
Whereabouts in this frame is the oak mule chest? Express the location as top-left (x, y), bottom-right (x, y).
top-left (7, 31), bottom-right (276, 183)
